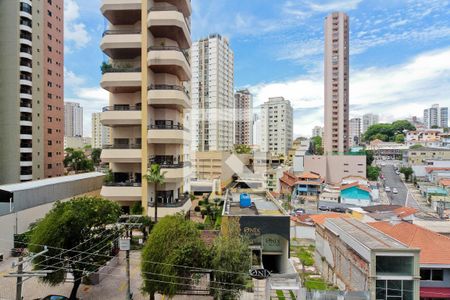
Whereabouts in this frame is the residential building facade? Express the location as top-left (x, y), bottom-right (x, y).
top-left (191, 34), bottom-right (234, 152)
top-left (424, 104), bottom-right (448, 129)
top-left (0, 0), bottom-right (64, 184)
top-left (404, 148), bottom-right (450, 165)
top-left (349, 117), bottom-right (361, 147)
top-left (234, 89), bottom-right (253, 146)
top-left (64, 102), bottom-right (83, 137)
top-left (304, 154), bottom-right (366, 184)
top-left (323, 12), bottom-right (349, 154)
top-left (312, 125), bottom-right (323, 138)
top-left (99, 0), bottom-right (192, 216)
top-left (92, 112), bottom-right (111, 149)
top-left (260, 97), bottom-right (293, 156)
top-left (362, 113), bottom-right (379, 133)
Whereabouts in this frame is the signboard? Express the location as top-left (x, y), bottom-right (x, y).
top-left (119, 238), bottom-right (130, 251)
top-left (249, 268), bottom-right (271, 280)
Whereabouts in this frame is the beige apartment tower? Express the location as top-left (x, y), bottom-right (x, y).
top-left (234, 89), bottom-right (253, 146)
top-left (323, 12), bottom-right (349, 154)
top-left (99, 0), bottom-right (192, 216)
top-left (0, 0), bottom-right (64, 184)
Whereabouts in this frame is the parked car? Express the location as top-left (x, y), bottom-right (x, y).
top-left (318, 205), bottom-right (331, 211)
top-left (294, 208), bottom-right (306, 215)
top-left (385, 186), bottom-right (391, 192)
top-left (393, 188), bottom-right (398, 194)
top-left (40, 296), bottom-right (69, 300)
top-left (395, 170), bottom-right (400, 175)
top-left (331, 206), bottom-right (347, 213)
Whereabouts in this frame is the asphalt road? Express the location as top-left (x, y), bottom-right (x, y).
top-left (381, 165), bottom-right (419, 208)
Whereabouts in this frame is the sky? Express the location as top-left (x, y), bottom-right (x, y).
top-left (64, 0), bottom-right (450, 137)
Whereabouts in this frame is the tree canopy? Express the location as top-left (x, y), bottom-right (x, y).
top-left (90, 148), bottom-right (102, 166)
top-left (367, 166), bottom-right (381, 181)
top-left (310, 136), bottom-right (324, 155)
top-left (234, 144), bottom-right (252, 154)
top-left (363, 120), bottom-right (415, 142)
top-left (64, 148), bottom-right (94, 173)
top-left (400, 166), bottom-right (414, 182)
top-left (29, 196), bottom-right (121, 300)
top-left (141, 215), bottom-right (208, 300)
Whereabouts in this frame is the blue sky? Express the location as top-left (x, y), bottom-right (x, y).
top-left (64, 0), bottom-right (450, 137)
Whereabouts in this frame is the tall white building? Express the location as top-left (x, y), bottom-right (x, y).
top-left (362, 113), bottom-right (379, 133)
top-left (424, 104), bottom-right (448, 129)
top-left (234, 89), bottom-right (253, 145)
top-left (312, 126), bottom-right (323, 138)
top-left (349, 118), bottom-right (361, 147)
top-left (253, 112), bottom-right (261, 148)
top-left (191, 34), bottom-right (234, 151)
top-left (64, 102), bottom-right (83, 137)
top-left (91, 112), bottom-right (111, 149)
top-left (260, 97), bottom-right (293, 156)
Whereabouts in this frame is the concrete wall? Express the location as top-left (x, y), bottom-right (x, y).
top-left (305, 155), bottom-right (366, 184)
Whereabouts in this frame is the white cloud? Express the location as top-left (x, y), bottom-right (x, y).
top-left (250, 47), bottom-right (450, 137)
top-left (304, 0), bottom-right (362, 12)
top-left (64, 0), bottom-right (91, 50)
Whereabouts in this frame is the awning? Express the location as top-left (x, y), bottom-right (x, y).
top-left (421, 287), bottom-right (450, 298)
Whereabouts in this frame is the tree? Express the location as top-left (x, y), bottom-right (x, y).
top-left (311, 136), bottom-right (324, 155)
top-left (211, 217), bottom-right (250, 300)
top-left (394, 133), bottom-right (405, 143)
top-left (28, 196), bottom-right (121, 300)
top-left (141, 215), bottom-right (208, 300)
top-left (363, 120), bottom-right (415, 142)
top-left (91, 148), bottom-right (102, 166)
top-left (409, 144), bottom-right (424, 149)
top-left (400, 166), bottom-right (414, 182)
top-left (367, 166), bottom-right (381, 181)
top-left (64, 148), bottom-right (94, 173)
top-left (234, 144), bottom-right (252, 154)
top-left (143, 163), bottom-right (166, 222)
top-left (365, 150), bottom-right (375, 166)
top-left (431, 125), bottom-right (439, 129)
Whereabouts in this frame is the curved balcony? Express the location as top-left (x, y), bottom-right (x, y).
top-left (20, 161), bottom-right (33, 167)
top-left (148, 7), bottom-right (191, 49)
top-left (147, 123), bottom-right (190, 144)
top-left (20, 74), bottom-right (32, 87)
top-left (101, 0), bottom-right (141, 25)
top-left (19, 24), bottom-right (32, 34)
top-left (19, 10), bottom-right (32, 22)
top-left (147, 46), bottom-right (191, 81)
top-left (101, 183), bottom-right (142, 202)
top-left (100, 66), bottom-right (141, 93)
top-left (101, 144), bottom-right (142, 163)
top-left (149, 160), bottom-right (191, 182)
top-left (153, 0), bottom-right (191, 16)
top-left (100, 105), bottom-right (141, 126)
top-left (20, 38), bottom-right (32, 47)
top-left (20, 107), bottom-right (32, 114)
top-left (20, 51), bottom-right (32, 61)
top-left (148, 196), bottom-right (192, 219)
top-left (101, 30), bottom-right (141, 59)
top-left (20, 93), bottom-right (32, 100)
top-left (20, 174), bottom-right (33, 181)
top-left (148, 84), bottom-right (190, 109)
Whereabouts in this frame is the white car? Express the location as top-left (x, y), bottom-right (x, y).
top-left (393, 188), bottom-right (398, 194)
top-left (385, 187), bottom-right (391, 192)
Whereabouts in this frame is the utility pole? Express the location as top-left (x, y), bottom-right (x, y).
top-left (16, 256), bottom-right (23, 300)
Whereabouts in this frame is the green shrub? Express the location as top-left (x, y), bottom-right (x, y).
top-left (198, 200), bottom-right (204, 206)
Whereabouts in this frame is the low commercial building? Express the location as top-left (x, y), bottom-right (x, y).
top-left (315, 218), bottom-right (420, 299)
top-left (367, 140), bottom-right (409, 160)
top-left (404, 148), bottom-right (450, 165)
top-left (304, 154), bottom-right (366, 184)
top-left (279, 171), bottom-right (324, 197)
top-left (370, 221), bottom-right (450, 299)
top-left (0, 172), bottom-right (104, 258)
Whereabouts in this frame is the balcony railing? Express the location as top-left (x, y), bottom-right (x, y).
top-left (102, 105), bottom-right (141, 112)
top-left (148, 123), bottom-right (184, 130)
top-left (148, 158), bottom-right (190, 168)
top-left (148, 46), bottom-right (190, 65)
top-left (101, 63), bottom-right (141, 74)
top-left (149, 195), bottom-right (190, 208)
top-left (103, 144), bottom-right (141, 149)
top-left (102, 29), bottom-right (141, 37)
top-left (148, 84), bottom-right (189, 96)
top-left (104, 181), bottom-right (142, 187)
top-left (148, 5), bottom-right (191, 32)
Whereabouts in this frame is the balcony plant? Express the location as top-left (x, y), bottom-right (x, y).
top-left (100, 61), bottom-right (112, 74)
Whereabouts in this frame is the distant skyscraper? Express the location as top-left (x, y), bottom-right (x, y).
top-left (362, 113), bottom-right (379, 133)
top-left (323, 12), bottom-right (349, 154)
top-left (260, 97), bottom-right (293, 155)
top-left (191, 34), bottom-right (234, 151)
top-left (424, 104), bottom-right (448, 128)
top-left (64, 102), bottom-right (83, 137)
top-left (91, 113), bottom-right (111, 149)
top-left (349, 118), bottom-right (361, 147)
top-left (234, 89), bottom-right (253, 145)
top-left (253, 113), bottom-right (261, 148)
top-left (312, 126), bottom-right (323, 138)
top-left (0, 0), bottom-right (64, 183)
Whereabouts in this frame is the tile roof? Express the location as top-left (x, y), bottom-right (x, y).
top-left (440, 179), bottom-right (450, 187)
top-left (393, 207), bottom-right (418, 218)
top-left (363, 205), bottom-right (402, 213)
top-left (279, 171), bottom-right (323, 187)
top-left (340, 182), bottom-right (371, 193)
top-left (369, 221), bottom-right (450, 265)
top-left (425, 167), bottom-right (450, 174)
top-left (310, 213), bottom-right (350, 225)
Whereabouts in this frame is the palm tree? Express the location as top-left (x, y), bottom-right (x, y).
top-left (143, 163), bottom-right (166, 222)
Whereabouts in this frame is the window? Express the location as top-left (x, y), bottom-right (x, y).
top-left (48, 10), bottom-right (52, 17)
top-left (420, 269), bottom-right (444, 281)
top-left (48, 128), bottom-right (52, 134)
top-left (47, 117), bottom-right (52, 122)
top-left (48, 152), bottom-right (52, 157)
top-left (48, 164), bottom-right (52, 169)
top-left (48, 140), bottom-right (52, 145)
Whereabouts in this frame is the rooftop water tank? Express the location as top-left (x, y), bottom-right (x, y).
top-left (240, 193), bottom-right (251, 208)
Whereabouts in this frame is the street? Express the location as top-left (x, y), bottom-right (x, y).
top-left (380, 165), bottom-right (420, 209)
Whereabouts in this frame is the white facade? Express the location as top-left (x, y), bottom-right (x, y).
top-left (349, 117), bottom-right (361, 147)
top-left (362, 113), bottom-right (379, 133)
top-left (253, 112), bottom-right (261, 149)
top-left (424, 104), bottom-right (448, 129)
top-left (191, 34), bottom-right (234, 151)
top-left (312, 126), bottom-right (323, 138)
top-left (91, 112), bottom-right (111, 149)
top-left (234, 89), bottom-right (253, 145)
top-left (260, 97), bottom-right (293, 156)
top-left (64, 102), bottom-right (83, 137)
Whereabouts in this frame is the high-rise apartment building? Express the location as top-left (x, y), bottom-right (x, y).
top-left (191, 34), bottom-right (234, 152)
top-left (253, 113), bottom-right (261, 148)
top-left (234, 89), bottom-right (253, 145)
top-left (424, 104), bottom-right (448, 128)
top-left (0, 0), bottom-right (64, 184)
top-left (362, 113), bottom-right (379, 133)
top-left (99, 0), bottom-right (192, 216)
top-left (349, 118), bottom-right (361, 147)
top-left (323, 12), bottom-right (349, 154)
top-left (64, 102), bottom-right (83, 137)
top-left (92, 112), bottom-right (111, 149)
top-left (312, 126), bottom-right (323, 138)
top-left (260, 97), bottom-right (293, 156)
